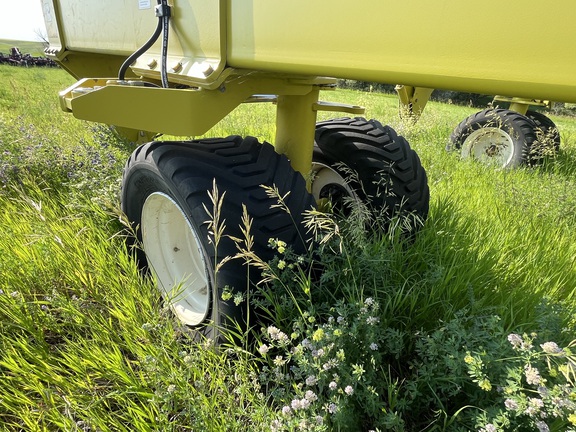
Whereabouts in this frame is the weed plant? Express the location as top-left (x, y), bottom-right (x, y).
top-left (1, 65), bottom-right (575, 430)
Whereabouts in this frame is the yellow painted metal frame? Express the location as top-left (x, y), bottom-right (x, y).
top-left (58, 72), bottom-right (363, 176)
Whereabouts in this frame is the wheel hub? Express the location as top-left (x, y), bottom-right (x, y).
top-left (462, 127), bottom-right (514, 167)
top-left (310, 162), bottom-right (356, 210)
top-left (141, 192), bottom-right (210, 326)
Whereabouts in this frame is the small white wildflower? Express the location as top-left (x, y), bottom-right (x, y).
top-left (537, 386), bottom-right (550, 397)
top-left (282, 406), bottom-right (292, 416)
top-left (344, 385), bottom-right (354, 395)
top-left (483, 424), bottom-right (497, 432)
top-left (507, 333), bottom-right (523, 349)
top-left (504, 398), bottom-right (519, 411)
top-left (360, 307), bottom-right (368, 314)
top-left (364, 297), bottom-right (374, 306)
top-left (536, 421), bottom-right (550, 432)
top-left (291, 399), bottom-right (302, 410)
top-left (274, 356), bottom-right (285, 366)
top-left (233, 292), bottom-right (244, 305)
top-left (529, 398), bottom-right (544, 408)
top-left (312, 348), bottom-right (325, 358)
top-left (327, 403), bottom-right (337, 414)
top-left (315, 415), bottom-right (323, 425)
top-left (270, 419), bottom-right (281, 431)
top-left (10, 291), bottom-right (19, 298)
top-left (329, 381), bottom-right (337, 391)
top-left (305, 375), bottom-right (317, 386)
top-left (504, 399), bottom-right (518, 411)
top-left (525, 365), bottom-right (542, 385)
top-left (540, 341), bottom-right (563, 354)
top-left (369, 343), bottom-right (378, 351)
top-left (167, 384), bottom-right (176, 393)
top-left (337, 316), bottom-right (345, 324)
top-left (300, 398), bottom-right (311, 409)
top-left (0, 289), bottom-right (4, 295)
top-left (305, 390), bottom-right (317, 402)
top-left (258, 344), bottom-right (270, 355)
top-left (267, 326), bottom-right (288, 343)
top-left (366, 316), bottom-right (380, 325)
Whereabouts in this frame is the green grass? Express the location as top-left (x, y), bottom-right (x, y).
top-left (0, 39), bottom-right (47, 56)
top-left (1, 65), bottom-right (575, 431)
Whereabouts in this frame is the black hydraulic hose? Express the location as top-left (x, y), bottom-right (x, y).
top-left (118, 0), bottom-right (171, 85)
top-left (160, 0), bottom-right (170, 88)
top-left (118, 13), bottom-right (162, 82)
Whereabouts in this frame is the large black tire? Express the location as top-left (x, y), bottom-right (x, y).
top-left (526, 110), bottom-right (561, 160)
top-left (121, 136), bottom-right (315, 341)
top-left (312, 117), bottom-right (429, 231)
top-left (450, 108), bottom-right (538, 168)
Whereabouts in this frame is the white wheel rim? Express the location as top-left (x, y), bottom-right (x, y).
top-left (310, 162), bottom-right (356, 202)
top-left (461, 127), bottom-right (515, 167)
top-left (141, 192), bottom-right (210, 326)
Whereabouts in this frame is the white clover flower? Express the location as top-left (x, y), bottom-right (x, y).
top-left (507, 333), bottom-right (523, 349)
top-left (270, 419), bottom-right (281, 431)
top-left (366, 316), bottom-right (380, 325)
top-left (305, 390), bottom-right (317, 402)
top-left (536, 421), bottom-right (550, 432)
top-left (315, 415), bottom-right (323, 425)
top-left (305, 375), bottom-right (317, 386)
top-left (327, 403), bottom-right (337, 414)
top-left (281, 406), bottom-right (292, 416)
top-left (300, 398), bottom-right (311, 409)
top-left (329, 381), bottom-right (337, 391)
top-left (369, 343), bottom-right (379, 351)
top-left (364, 297), bottom-right (374, 306)
top-left (291, 399), bottom-right (302, 410)
top-left (529, 398), bottom-right (544, 408)
top-left (524, 365), bottom-right (542, 385)
top-left (344, 385), bottom-right (354, 395)
top-left (483, 424), bottom-right (497, 432)
top-left (337, 316), bottom-right (345, 324)
top-left (312, 348), bottom-right (325, 358)
top-left (540, 341), bottom-right (563, 354)
top-left (267, 326), bottom-right (288, 343)
top-left (258, 344), bottom-right (270, 355)
top-left (504, 398), bottom-right (519, 411)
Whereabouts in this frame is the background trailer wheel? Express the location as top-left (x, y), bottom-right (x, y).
top-left (121, 136), bottom-right (315, 340)
top-left (312, 117), bottom-right (429, 232)
top-left (449, 108), bottom-right (538, 168)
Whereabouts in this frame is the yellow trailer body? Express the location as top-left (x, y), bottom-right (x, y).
top-left (44, 0), bottom-right (576, 102)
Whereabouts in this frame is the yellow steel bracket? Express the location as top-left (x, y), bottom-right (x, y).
top-left (395, 85), bottom-right (434, 121)
top-left (492, 96), bottom-right (550, 115)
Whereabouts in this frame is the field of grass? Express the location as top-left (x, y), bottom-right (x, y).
top-left (1, 65), bottom-right (575, 431)
top-left (0, 39), bottom-right (47, 57)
